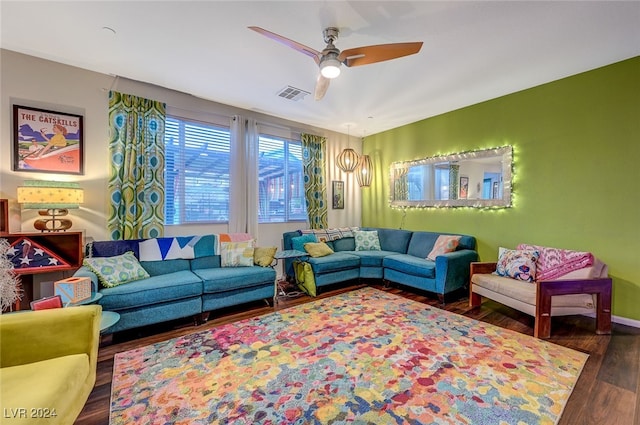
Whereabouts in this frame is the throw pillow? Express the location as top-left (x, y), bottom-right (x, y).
top-left (304, 242), bottom-right (334, 258)
top-left (354, 230), bottom-right (381, 251)
top-left (426, 235), bottom-right (461, 261)
top-left (291, 234), bottom-right (317, 252)
top-left (495, 247), bottom-right (540, 282)
top-left (83, 251), bottom-right (150, 288)
top-left (221, 240), bottom-right (255, 267)
top-left (254, 246), bottom-right (277, 267)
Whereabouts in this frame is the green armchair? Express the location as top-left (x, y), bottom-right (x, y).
top-left (0, 305), bottom-right (101, 424)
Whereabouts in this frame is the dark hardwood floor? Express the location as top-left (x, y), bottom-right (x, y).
top-left (76, 282), bottom-right (640, 425)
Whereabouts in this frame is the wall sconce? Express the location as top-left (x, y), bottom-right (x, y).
top-left (356, 155), bottom-right (373, 187)
top-left (17, 180), bottom-right (84, 232)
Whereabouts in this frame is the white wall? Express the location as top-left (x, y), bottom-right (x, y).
top-left (1, 49), bottom-right (364, 279)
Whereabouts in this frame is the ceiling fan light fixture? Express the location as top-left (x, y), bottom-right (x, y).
top-left (320, 57), bottom-right (341, 79)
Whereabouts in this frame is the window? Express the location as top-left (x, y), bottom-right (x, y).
top-left (258, 135), bottom-right (307, 223)
top-left (165, 116), bottom-right (230, 224)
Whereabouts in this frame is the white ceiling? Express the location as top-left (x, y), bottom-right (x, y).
top-left (1, 1), bottom-right (639, 136)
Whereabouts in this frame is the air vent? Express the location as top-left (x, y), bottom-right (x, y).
top-left (276, 86), bottom-right (310, 101)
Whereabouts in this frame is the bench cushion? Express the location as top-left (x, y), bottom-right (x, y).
top-left (471, 273), bottom-right (595, 309)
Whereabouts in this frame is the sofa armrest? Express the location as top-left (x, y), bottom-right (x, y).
top-left (470, 261), bottom-right (498, 276)
top-left (435, 249), bottom-right (479, 294)
top-left (0, 305), bottom-right (101, 369)
top-left (73, 266), bottom-right (100, 292)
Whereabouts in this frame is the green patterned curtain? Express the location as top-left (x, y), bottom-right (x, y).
top-left (108, 91), bottom-right (166, 240)
top-left (449, 164), bottom-right (459, 200)
top-left (301, 133), bottom-right (328, 229)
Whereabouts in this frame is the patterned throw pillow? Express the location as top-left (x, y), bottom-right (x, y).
top-left (426, 235), bottom-right (461, 261)
top-left (253, 246), bottom-right (277, 267)
top-left (83, 251), bottom-right (150, 288)
top-left (291, 234), bottom-right (317, 252)
top-left (495, 247), bottom-right (540, 282)
top-left (354, 230), bottom-right (381, 251)
top-left (221, 241), bottom-right (255, 267)
top-left (303, 242), bottom-right (334, 258)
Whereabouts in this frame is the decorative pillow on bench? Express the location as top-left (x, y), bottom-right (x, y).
top-left (495, 247), bottom-right (540, 283)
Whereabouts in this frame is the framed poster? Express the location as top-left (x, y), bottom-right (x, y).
top-left (332, 180), bottom-right (344, 209)
top-left (13, 105), bottom-right (84, 174)
top-left (459, 176), bottom-right (469, 199)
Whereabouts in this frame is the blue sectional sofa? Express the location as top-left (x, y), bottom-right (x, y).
top-left (282, 227), bottom-right (478, 302)
top-left (73, 236), bottom-right (275, 334)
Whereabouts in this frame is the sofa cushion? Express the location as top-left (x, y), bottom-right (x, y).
top-left (190, 255), bottom-right (221, 270)
top-left (307, 252), bottom-right (360, 274)
top-left (471, 273), bottom-right (595, 309)
top-left (83, 251), bottom-right (150, 288)
top-left (406, 232), bottom-right (441, 258)
top-left (350, 250), bottom-right (396, 267)
top-left (366, 228), bottom-right (413, 253)
top-left (195, 266), bottom-right (275, 294)
top-left (383, 254), bottom-right (436, 278)
top-left (291, 234), bottom-right (317, 252)
top-left (332, 237), bottom-right (355, 252)
top-left (2, 354), bottom-right (90, 423)
top-left (140, 259), bottom-right (191, 276)
top-left (99, 270), bottom-right (202, 310)
top-left (354, 230), bottom-right (381, 251)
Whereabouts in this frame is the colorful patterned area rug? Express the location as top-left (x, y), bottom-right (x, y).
top-left (110, 287), bottom-right (587, 424)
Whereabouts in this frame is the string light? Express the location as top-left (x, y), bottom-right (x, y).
top-left (388, 145), bottom-right (515, 210)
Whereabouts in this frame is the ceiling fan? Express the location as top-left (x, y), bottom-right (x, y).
top-left (248, 26), bottom-right (423, 101)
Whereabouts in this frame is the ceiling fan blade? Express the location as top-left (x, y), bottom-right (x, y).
top-left (338, 42), bottom-right (423, 67)
top-left (314, 74), bottom-right (330, 101)
top-left (248, 26), bottom-right (321, 64)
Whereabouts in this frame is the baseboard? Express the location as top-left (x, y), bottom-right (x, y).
top-left (584, 313), bottom-right (640, 329)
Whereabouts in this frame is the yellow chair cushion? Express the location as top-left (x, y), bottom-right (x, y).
top-left (1, 354), bottom-right (90, 424)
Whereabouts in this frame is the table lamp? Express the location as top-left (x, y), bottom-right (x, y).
top-left (17, 180), bottom-right (84, 232)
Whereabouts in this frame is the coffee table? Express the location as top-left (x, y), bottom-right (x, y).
top-left (100, 311), bottom-right (120, 333)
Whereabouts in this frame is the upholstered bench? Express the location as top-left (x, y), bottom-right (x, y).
top-left (469, 244), bottom-right (612, 338)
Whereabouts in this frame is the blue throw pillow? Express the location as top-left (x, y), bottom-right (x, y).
top-left (292, 234), bottom-right (317, 252)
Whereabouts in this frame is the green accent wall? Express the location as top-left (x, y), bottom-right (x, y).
top-left (363, 57), bottom-right (640, 321)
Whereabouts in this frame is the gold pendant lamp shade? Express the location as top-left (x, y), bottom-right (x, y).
top-left (336, 148), bottom-right (359, 172)
top-left (356, 155), bottom-right (372, 187)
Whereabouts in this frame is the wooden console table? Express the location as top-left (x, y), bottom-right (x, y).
top-left (1, 231), bottom-right (83, 311)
